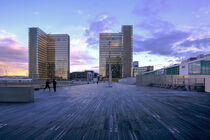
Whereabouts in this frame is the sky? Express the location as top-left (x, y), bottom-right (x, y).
top-left (0, 0), bottom-right (210, 76)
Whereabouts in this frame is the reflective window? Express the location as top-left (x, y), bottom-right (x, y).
top-left (201, 61), bottom-right (210, 75)
top-left (189, 61), bottom-right (201, 75)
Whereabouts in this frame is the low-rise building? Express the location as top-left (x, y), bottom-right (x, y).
top-left (143, 54), bottom-right (210, 76)
top-left (180, 54), bottom-right (210, 75)
top-left (133, 66), bottom-right (154, 77)
top-left (165, 64), bottom-right (179, 75)
top-left (70, 71), bottom-right (99, 82)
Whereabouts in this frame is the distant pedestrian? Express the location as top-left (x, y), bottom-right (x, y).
top-left (44, 80), bottom-right (51, 92)
top-left (97, 76), bottom-right (100, 84)
top-left (52, 79), bottom-right (57, 92)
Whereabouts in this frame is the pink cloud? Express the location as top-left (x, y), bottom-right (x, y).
top-left (0, 33), bottom-right (98, 75)
top-left (0, 36), bottom-right (28, 76)
top-left (0, 36), bottom-right (28, 63)
top-left (0, 61), bottom-right (28, 76)
top-left (70, 44), bottom-right (96, 71)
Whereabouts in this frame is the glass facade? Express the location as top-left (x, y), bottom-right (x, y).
top-left (201, 61), bottom-right (210, 75)
top-left (105, 57), bottom-right (122, 78)
top-left (29, 28), bottom-right (70, 80)
top-left (189, 61), bottom-right (201, 75)
top-left (49, 34), bottom-right (70, 80)
top-left (99, 33), bottom-right (123, 78)
top-left (47, 36), bottom-right (55, 80)
top-left (29, 28), bottom-right (50, 80)
top-left (165, 66), bottom-right (179, 75)
top-left (99, 25), bottom-right (133, 78)
top-left (189, 60), bottom-right (210, 75)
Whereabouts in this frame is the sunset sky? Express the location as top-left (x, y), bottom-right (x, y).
top-left (0, 0), bottom-right (210, 76)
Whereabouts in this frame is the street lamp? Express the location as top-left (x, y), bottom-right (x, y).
top-left (108, 41), bottom-right (112, 87)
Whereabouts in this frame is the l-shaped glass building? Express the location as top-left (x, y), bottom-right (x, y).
top-left (29, 27), bottom-right (70, 80)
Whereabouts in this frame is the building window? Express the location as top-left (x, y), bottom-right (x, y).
top-left (189, 61), bottom-right (201, 75)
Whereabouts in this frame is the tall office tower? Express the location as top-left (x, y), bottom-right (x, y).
top-left (122, 25), bottom-right (133, 77)
top-left (47, 37), bottom-right (56, 79)
top-left (99, 33), bottom-right (123, 78)
top-left (29, 27), bottom-right (70, 80)
top-left (99, 25), bottom-right (133, 79)
top-left (49, 34), bottom-right (70, 80)
top-left (29, 28), bottom-right (50, 80)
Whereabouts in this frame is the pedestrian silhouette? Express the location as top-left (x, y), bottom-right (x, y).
top-left (97, 76), bottom-right (99, 84)
top-left (52, 79), bottom-right (57, 92)
top-left (44, 80), bottom-right (51, 92)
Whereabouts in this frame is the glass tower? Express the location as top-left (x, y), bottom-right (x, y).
top-left (99, 33), bottom-right (123, 78)
top-left (99, 25), bottom-right (133, 79)
top-left (29, 28), bottom-right (50, 80)
top-left (29, 28), bottom-right (70, 80)
top-left (49, 34), bottom-right (70, 80)
top-left (122, 25), bottom-right (133, 77)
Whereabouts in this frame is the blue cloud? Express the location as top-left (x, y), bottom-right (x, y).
top-left (84, 14), bottom-right (115, 47)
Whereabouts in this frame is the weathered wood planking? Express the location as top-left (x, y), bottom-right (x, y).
top-left (0, 83), bottom-right (210, 140)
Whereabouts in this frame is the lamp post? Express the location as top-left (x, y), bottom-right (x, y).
top-left (108, 41), bottom-right (112, 87)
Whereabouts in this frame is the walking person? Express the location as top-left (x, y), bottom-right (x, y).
top-left (44, 80), bottom-right (51, 92)
top-left (97, 75), bottom-right (100, 84)
top-left (52, 79), bottom-right (57, 92)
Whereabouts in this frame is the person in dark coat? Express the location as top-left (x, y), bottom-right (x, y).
top-left (44, 80), bottom-right (51, 92)
top-left (52, 79), bottom-right (57, 92)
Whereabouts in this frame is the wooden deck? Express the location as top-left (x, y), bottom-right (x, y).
top-left (0, 83), bottom-right (210, 140)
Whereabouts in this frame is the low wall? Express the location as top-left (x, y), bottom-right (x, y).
top-left (205, 78), bottom-right (210, 92)
top-left (0, 87), bottom-right (34, 102)
top-left (118, 77), bottom-right (136, 85)
top-left (136, 75), bottom-right (210, 93)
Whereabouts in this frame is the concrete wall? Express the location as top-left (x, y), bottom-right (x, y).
top-left (118, 77), bottom-right (136, 85)
top-left (205, 77), bottom-right (210, 92)
top-left (136, 75), bottom-right (210, 93)
top-left (0, 87), bottom-right (34, 102)
top-left (179, 62), bottom-right (188, 75)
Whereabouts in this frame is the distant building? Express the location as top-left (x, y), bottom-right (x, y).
top-left (133, 61), bottom-right (139, 68)
top-left (180, 54), bottom-right (210, 75)
top-left (70, 70), bottom-right (96, 82)
top-left (133, 66), bottom-right (154, 77)
top-left (29, 27), bottom-right (70, 80)
top-left (122, 25), bottom-right (133, 77)
top-left (143, 54), bottom-right (210, 76)
top-left (99, 33), bottom-right (123, 78)
top-left (99, 25), bottom-right (133, 79)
